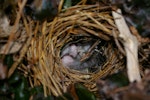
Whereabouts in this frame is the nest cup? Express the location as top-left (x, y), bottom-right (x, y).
top-left (25, 4), bottom-right (125, 96)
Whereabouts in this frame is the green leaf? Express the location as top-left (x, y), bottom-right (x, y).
top-left (75, 83), bottom-right (96, 100)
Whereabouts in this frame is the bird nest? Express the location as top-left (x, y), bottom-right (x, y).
top-left (0, 0), bottom-right (149, 98)
top-left (20, 4), bottom-right (125, 96)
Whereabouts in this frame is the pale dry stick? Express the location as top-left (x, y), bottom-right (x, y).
top-left (112, 9), bottom-right (141, 82)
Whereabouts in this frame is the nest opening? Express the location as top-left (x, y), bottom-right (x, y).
top-left (60, 35), bottom-right (107, 73)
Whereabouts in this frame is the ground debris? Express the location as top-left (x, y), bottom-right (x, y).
top-left (97, 70), bottom-right (150, 100)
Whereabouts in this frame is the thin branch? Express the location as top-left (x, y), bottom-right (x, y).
top-left (112, 9), bottom-right (141, 82)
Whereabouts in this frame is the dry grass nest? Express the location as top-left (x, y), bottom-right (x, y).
top-left (18, 4), bottom-right (126, 97)
top-left (17, 4), bottom-right (149, 97)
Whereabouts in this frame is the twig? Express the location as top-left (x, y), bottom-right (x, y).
top-left (112, 9), bottom-right (141, 82)
top-left (7, 16), bottom-right (32, 78)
